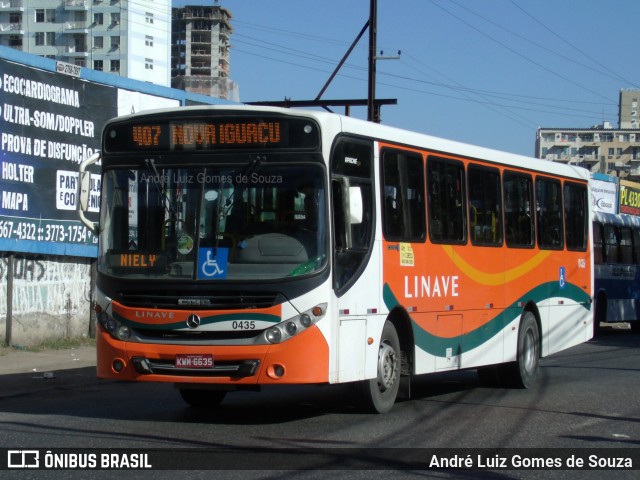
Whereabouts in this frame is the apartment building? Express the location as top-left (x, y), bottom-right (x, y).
top-left (619, 89), bottom-right (640, 129)
top-left (536, 90), bottom-right (640, 182)
top-left (171, 3), bottom-right (239, 101)
top-left (0, 0), bottom-right (171, 87)
top-left (536, 123), bottom-right (640, 181)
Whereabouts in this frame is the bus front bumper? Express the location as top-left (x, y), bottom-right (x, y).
top-left (95, 324), bottom-right (330, 386)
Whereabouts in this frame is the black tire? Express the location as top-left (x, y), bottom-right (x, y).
top-left (503, 311), bottom-right (539, 389)
top-left (630, 321), bottom-right (640, 333)
top-left (178, 389), bottom-right (227, 408)
top-left (359, 321), bottom-right (401, 413)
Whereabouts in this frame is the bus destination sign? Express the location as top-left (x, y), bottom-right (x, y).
top-left (104, 116), bottom-right (319, 153)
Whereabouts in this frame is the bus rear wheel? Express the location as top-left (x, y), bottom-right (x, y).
top-left (504, 311), bottom-right (540, 389)
top-left (358, 321), bottom-right (401, 413)
top-left (178, 388), bottom-right (227, 408)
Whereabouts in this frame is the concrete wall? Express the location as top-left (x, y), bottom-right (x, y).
top-left (0, 254), bottom-right (93, 346)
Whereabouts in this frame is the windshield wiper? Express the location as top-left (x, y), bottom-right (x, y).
top-left (144, 158), bottom-right (178, 221)
top-left (224, 155), bottom-right (263, 212)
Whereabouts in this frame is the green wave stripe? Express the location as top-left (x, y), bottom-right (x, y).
top-left (383, 282), bottom-right (591, 357)
top-left (112, 311), bottom-right (280, 330)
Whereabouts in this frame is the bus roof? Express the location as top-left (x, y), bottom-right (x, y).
top-left (593, 210), bottom-right (640, 227)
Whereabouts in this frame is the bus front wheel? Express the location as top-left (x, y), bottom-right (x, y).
top-left (358, 321), bottom-right (401, 413)
top-left (504, 311), bottom-right (540, 389)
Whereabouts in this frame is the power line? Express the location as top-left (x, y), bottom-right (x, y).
top-left (233, 46), bottom-right (614, 124)
top-left (232, 19), bottom-right (359, 49)
top-left (448, 0), bottom-right (636, 88)
top-left (233, 30), bottom-right (616, 121)
top-left (393, 53), bottom-right (614, 128)
top-left (114, 2), bottom-right (622, 127)
top-left (509, 0), bottom-right (640, 89)
top-left (428, 0), bottom-right (613, 102)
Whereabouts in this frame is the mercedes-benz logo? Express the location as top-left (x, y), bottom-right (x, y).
top-left (186, 314), bottom-right (201, 329)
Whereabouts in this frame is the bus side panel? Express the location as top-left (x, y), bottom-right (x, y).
top-left (336, 316), bottom-right (366, 382)
top-left (595, 264), bottom-right (638, 323)
top-left (592, 211), bottom-right (640, 327)
top-left (608, 299), bottom-right (639, 323)
top-left (546, 250), bottom-right (593, 355)
top-left (383, 240), bottom-right (514, 374)
top-left (383, 239), bottom-right (591, 373)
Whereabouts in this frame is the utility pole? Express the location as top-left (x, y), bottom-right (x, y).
top-left (250, 0), bottom-right (397, 119)
top-left (367, 0), bottom-right (378, 122)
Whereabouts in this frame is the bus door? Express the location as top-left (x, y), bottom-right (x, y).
top-left (331, 137), bottom-right (378, 383)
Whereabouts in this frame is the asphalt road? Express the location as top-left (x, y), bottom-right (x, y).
top-left (1, 326), bottom-right (638, 480)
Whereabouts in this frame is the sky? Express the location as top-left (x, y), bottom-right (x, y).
top-left (172, 0), bottom-right (640, 157)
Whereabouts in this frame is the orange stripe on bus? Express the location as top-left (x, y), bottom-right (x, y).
top-left (441, 245), bottom-right (551, 286)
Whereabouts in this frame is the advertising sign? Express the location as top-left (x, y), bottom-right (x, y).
top-left (590, 177), bottom-right (617, 214)
top-left (0, 59), bottom-right (116, 256)
top-left (619, 180), bottom-right (640, 216)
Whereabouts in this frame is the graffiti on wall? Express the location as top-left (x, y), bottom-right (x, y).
top-left (0, 254), bottom-right (91, 317)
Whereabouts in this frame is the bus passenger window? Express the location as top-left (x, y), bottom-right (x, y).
top-left (427, 157), bottom-right (466, 244)
top-left (604, 224), bottom-right (619, 263)
top-left (503, 172), bottom-right (534, 248)
top-left (381, 149), bottom-right (425, 242)
top-left (563, 182), bottom-right (588, 251)
top-left (592, 222), bottom-right (604, 264)
top-left (634, 229), bottom-right (640, 264)
top-left (536, 177), bottom-right (563, 250)
top-left (619, 227), bottom-right (633, 264)
top-left (468, 165), bottom-right (502, 246)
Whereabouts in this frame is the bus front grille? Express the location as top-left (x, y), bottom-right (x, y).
top-left (116, 291), bottom-right (283, 310)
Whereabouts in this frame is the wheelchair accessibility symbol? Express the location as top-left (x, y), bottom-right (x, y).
top-left (198, 247), bottom-right (228, 279)
top-left (559, 266), bottom-right (566, 289)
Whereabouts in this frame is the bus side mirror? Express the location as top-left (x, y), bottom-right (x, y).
top-left (348, 186), bottom-right (363, 224)
top-left (333, 179), bottom-right (364, 251)
top-left (78, 170), bottom-right (92, 212)
top-left (77, 152), bottom-right (101, 234)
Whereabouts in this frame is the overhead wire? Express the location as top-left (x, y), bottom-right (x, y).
top-left (396, 53), bottom-right (615, 115)
top-left (102, 1), bottom-right (623, 125)
top-left (448, 0), bottom-right (637, 90)
top-left (394, 53), bottom-right (605, 129)
top-left (427, 0), bottom-right (613, 103)
top-left (509, 0), bottom-right (640, 89)
top-left (231, 21), bottom-right (616, 123)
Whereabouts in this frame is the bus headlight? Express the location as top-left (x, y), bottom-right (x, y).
top-left (97, 307), bottom-right (132, 341)
top-left (299, 314), bottom-right (311, 328)
top-left (265, 327), bottom-right (282, 344)
top-left (105, 318), bottom-right (117, 333)
top-left (285, 322), bottom-right (297, 336)
top-left (117, 325), bottom-right (131, 339)
top-left (264, 303), bottom-right (327, 344)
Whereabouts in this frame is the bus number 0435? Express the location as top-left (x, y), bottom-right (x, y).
top-left (232, 321), bottom-right (256, 330)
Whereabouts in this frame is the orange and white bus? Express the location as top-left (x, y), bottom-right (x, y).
top-left (78, 105), bottom-right (592, 413)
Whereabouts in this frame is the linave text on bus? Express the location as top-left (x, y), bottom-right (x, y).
top-left (404, 275), bottom-right (459, 298)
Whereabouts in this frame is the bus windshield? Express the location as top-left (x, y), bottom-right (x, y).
top-left (97, 162), bottom-right (327, 280)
